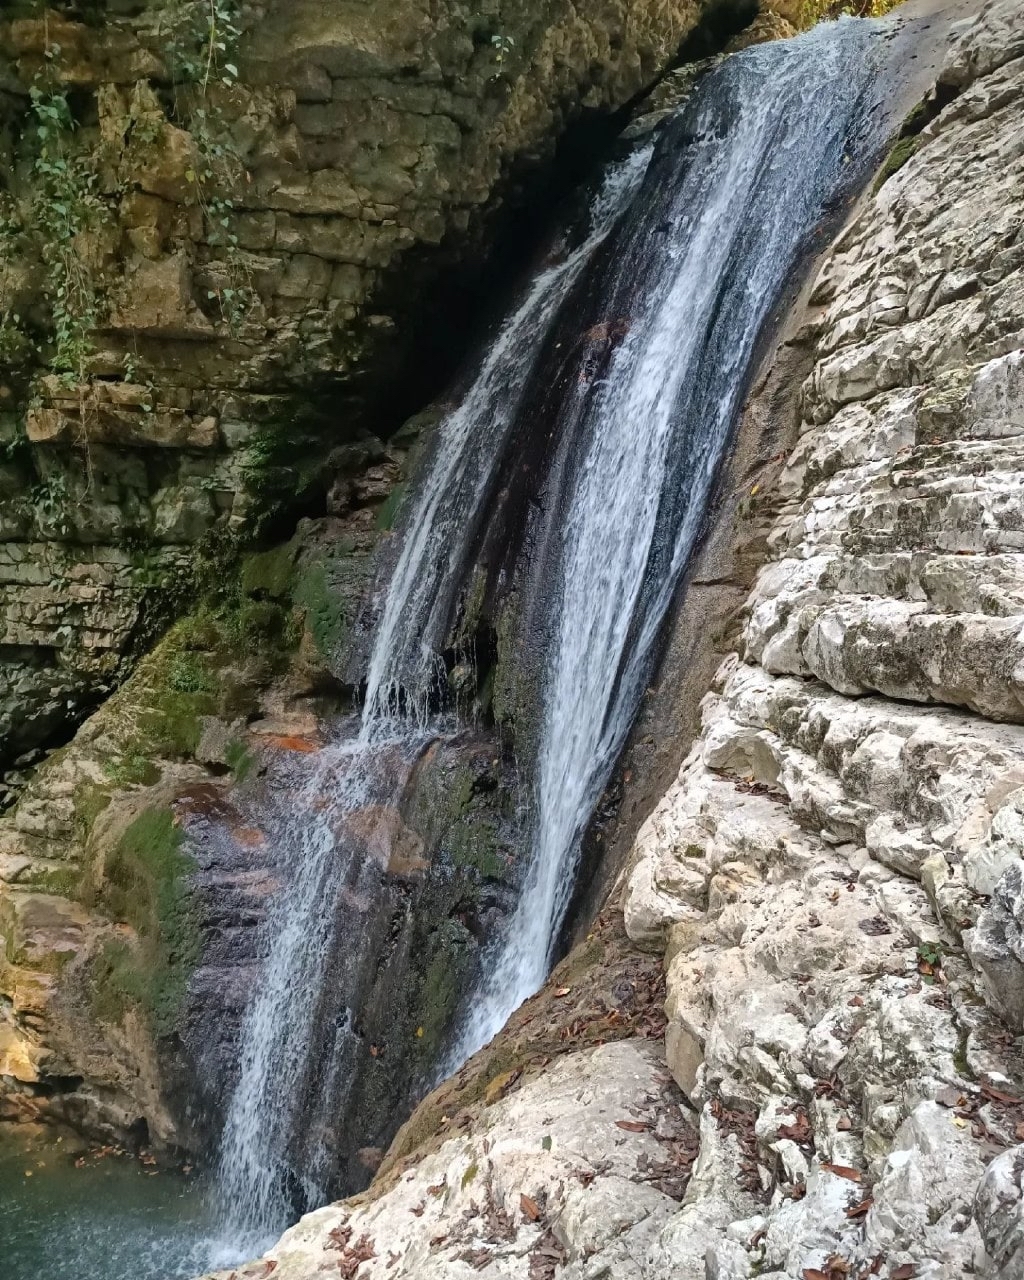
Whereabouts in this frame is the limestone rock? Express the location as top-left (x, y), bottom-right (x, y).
top-left (975, 1145), bottom-right (1024, 1279)
top-left (965, 860), bottom-right (1024, 1030)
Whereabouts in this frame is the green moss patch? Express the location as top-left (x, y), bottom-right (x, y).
top-left (374, 483), bottom-right (407, 532)
top-left (225, 737), bottom-right (256, 782)
top-left (93, 807), bottom-right (200, 1037)
top-left (873, 134), bottom-right (919, 192)
top-left (240, 539), bottom-right (298, 599)
top-left (102, 750), bottom-right (162, 789)
top-left (293, 562), bottom-right (347, 659)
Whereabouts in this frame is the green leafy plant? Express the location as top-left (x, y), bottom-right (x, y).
top-left (29, 47), bottom-right (109, 396)
top-left (489, 31), bottom-right (515, 78)
top-left (29, 472), bottom-right (72, 536)
top-left (158, 0), bottom-right (256, 332)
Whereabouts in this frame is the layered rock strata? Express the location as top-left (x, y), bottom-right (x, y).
top-left (619, 1), bottom-right (1024, 1273)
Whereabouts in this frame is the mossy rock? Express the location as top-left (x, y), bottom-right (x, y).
top-left (293, 561), bottom-right (348, 660)
top-left (91, 806), bottom-right (200, 1037)
top-left (240, 539), bottom-right (299, 599)
top-left (873, 134), bottom-right (919, 192)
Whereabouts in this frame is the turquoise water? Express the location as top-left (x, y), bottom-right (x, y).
top-left (0, 1126), bottom-right (217, 1280)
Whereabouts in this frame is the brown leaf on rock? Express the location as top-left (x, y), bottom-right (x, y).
top-left (981, 1083), bottom-right (1022, 1106)
top-left (821, 1163), bottom-right (862, 1182)
top-left (336, 1234), bottom-right (377, 1279)
top-left (615, 1119), bottom-right (649, 1133)
top-left (802, 1270), bottom-right (829, 1280)
top-left (327, 1225), bottom-right (352, 1251)
top-left (520, 1193), bottom-right (542, 1222)
top-left (845, 1195), bottom-right (873, 1219)
top-left (778, 1110), bottom-right (813, 1146)
top-left (528, 1229), bottom-right (569, 1280)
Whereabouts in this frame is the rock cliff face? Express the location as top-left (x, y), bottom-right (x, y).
top-left (196, 3), bottom-right (1024, 1277)
top-left (0, 0), bottom-right (721, 778)
top-left (1, 0), bottom-right (747, 1150)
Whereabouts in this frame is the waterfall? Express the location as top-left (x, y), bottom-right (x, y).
top-left (362, 147), bottom-right (653, 722)
top-left (449, 19), bottom-right (887, 1057)
top-left (207, 145), bottom-right (648, 1262)
top-left (209, 730), bottom-right (426, 1258)
top-left (208, 14), bottom-right (899, 1260)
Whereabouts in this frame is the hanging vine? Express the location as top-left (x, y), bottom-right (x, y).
top-left (155, 0), bottom-right (255, 332)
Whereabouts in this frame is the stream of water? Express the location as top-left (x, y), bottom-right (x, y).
top-left (450, 17), bottom-right (887, 1060)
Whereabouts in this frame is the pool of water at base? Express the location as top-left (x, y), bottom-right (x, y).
top-left (0, 1125), bottom-right (220, 1280)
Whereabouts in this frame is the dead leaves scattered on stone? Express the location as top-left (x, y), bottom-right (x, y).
top-left (324, 1224), bottom-right (376, 1277)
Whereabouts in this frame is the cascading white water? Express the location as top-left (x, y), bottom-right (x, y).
top-left (452, 19), bottom-right (886, 1057)
top-left (209, 730), bottom-right (422, 1260)
top-left (208, 14), bottom-right (903, 1259)
top-left (207, 149), bottom-right (649, 1263)
top-left (363, 147), bottom-right (652, 722)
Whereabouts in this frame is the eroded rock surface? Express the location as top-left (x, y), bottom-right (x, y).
top-left (620, 1), bottom-right (1024, 1274)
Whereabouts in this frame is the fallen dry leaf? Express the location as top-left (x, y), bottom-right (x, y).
top-left (981, 1083), bottom-right (1022, 1106)
top-left (821, 1163), bottom-right (861, 1182)
top-left (520, 1193), bottom-right (542, 1222)
top-left (615, 1120), bottom-right (649, 1133)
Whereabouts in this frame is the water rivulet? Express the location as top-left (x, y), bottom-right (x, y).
top-left (210, 16), bottom-right (904, 1260)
